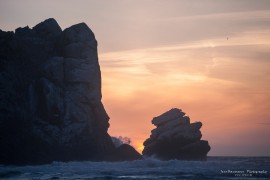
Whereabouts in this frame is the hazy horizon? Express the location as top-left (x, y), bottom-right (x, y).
top-left (1, 0), bottom-right (270, 156)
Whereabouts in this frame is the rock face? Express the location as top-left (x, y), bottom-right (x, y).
top-left (0, 18), bottom-right (141, 164)
top-left (142, 108), bottom-right (210, 160)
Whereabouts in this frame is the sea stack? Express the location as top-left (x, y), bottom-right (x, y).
top-left (0, 18), bottom-right (141, 164)
top-left (142, 108), bottom-right (210, 160)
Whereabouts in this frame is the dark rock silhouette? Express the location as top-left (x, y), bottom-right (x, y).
top-left (106, 144), bottom-right (143, 161)
top-left (0, 18), bottom-right (141, 164)
top-left (142, 108), bottom-right (210, 160)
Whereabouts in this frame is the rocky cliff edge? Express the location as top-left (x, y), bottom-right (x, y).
top-left (0, 18), bottom-right (141, 164)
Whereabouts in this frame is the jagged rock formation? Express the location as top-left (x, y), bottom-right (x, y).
top-left (0, 18), bottom-right (141, 164)
top-left (142, 108), bottom-right (210, 160)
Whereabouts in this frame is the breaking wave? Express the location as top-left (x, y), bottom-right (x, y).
top-left (0, 157), bottom-right (269, 179)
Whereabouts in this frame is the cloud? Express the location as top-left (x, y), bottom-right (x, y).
top-left (100, 27), bottom-right (270, 85)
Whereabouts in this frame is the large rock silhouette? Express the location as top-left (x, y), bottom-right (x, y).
top-left (143, 108), bottom-right (210, 160)
top-left (0, 18), bottom-right (141, 164)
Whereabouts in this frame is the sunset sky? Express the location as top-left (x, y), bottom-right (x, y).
top-left (1, 0), bottom-right (270, 156)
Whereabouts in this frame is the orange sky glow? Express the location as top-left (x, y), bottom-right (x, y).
top-left (1, 0), bottom-right (270, 156)
top-left (101, 33), bottom-right (270, 155)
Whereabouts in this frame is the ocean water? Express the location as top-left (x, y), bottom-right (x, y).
top-left (0, 157), bottom-right (269, 179)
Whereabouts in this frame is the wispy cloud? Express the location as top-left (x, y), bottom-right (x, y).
top-left (100, 28), bottom-right (270, 83)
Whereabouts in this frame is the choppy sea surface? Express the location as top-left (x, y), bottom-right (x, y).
top-left (0, 157), bottom-right (269, 179)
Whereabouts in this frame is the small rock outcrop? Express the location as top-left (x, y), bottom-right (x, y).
top-left (142, 108), bottom-right (210, 160)
top-left (107, 144), bottom-right (143, 161)
top-left (0, 18), bottom-right (141, 164)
